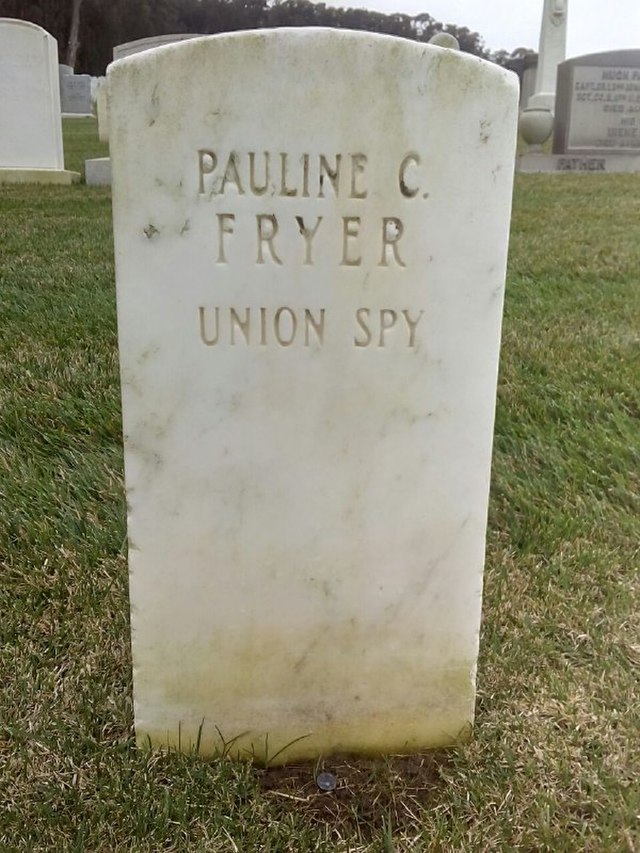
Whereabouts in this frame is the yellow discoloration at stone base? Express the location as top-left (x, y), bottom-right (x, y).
top-left (139, 708), bottom-right (473, 765)
top-left (134, 642), bottom-right (476, 764)
top-left (0, 168), bottom-right (80, 185)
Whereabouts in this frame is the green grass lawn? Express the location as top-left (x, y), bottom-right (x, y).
top-left (62, 116), bottom-right (109, 179)
top-left (0, 119), bottom-right (638, 851)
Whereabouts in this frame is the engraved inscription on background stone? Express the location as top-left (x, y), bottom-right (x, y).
top-left (568, 66), bottom-right (640, 150)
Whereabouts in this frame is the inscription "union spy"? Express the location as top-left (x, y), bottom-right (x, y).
top-left (199, 306), bottom-right (424, 349)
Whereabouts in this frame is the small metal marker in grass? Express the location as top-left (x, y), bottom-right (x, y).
top-left (316, 771), bottom-right (337, 792)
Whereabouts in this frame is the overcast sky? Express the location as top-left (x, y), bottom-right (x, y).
top-left (322, 0), bottom-right (640, 57)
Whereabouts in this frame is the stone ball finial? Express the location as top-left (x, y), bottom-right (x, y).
top-left (519, 107), bottom-right (554, 150)
top-left (428, 32), bottom-right (460, 50)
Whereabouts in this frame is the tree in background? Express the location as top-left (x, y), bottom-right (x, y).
top-left (66, 0), bottom-right (83, 67)
top-left (0, 0), bottom-right (510, 75)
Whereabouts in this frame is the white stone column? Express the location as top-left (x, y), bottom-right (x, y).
top-left (528, 0), bottom-right (568, 111)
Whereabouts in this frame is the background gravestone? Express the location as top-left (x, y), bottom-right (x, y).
top-left (96, 79), bottom-right (109, 142)
top-left (86, 77), bottom-right (111, 185)
top-left (0, 18), bottom-right (78, 184)
top-left (60, 72), bottom-right (92, 115)
top-left (519, 48), bottom-right (640, 172)
top-left (553, 49), bottom-right (640, 155)
top-left (112, 33), bottom-right (203, 61)
top-left (86, 36), bottom-right (203, 186)
top-left (109, 29), bottom-right (518, 764)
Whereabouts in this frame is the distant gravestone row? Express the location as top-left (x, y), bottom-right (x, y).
top-left (85, 77), bottom-right (111, 186)
top-left (85, 33), bottom-right (205, 186)
top-left (108, 29), bottom-right (518, 763)
top-left (0, 19), bottom-right (206, 185)
top-left (0, 18), bottom-right (78, 184)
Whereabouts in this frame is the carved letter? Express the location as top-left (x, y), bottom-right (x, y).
top-left (257, 215), bottom-right (283, 265)
top-left (354, 308), bottom-right (372, 347)
top-left (304, 309), bottom-right (325, 345)
top-left (230, 308), bottom-right (250, 345)
top-left (349, 153), bottom-right (368, 199)
top-left (379, 217), bottom-right (406, 267)
top-left (220, 152), bottom-right (244, 195)
top-left (280, 153), bottom-right (297, 197)
top-left (378, 309), bottom-right (397, 347)
top-left (399, 153), bottom-right (420, 198)
top-left (199, 306), bottom-right (219, 346)
top-left (341, 217), bottom-right (361, 266)
top-left (318, 154), bottom-right (342, 197)
top-left (259, 307), bottom-right (268, 345)
top-left (198, 149), bottom-right (217, 194)
top-left (249, 152), bottom-right (269, 195)
top-left (274, 307), bottom-right (297, 346)
top-left (302, 154), bottom-right (310, 198)
top-left (217, 213), bottom-right (235, 263)
top-left (295, 216), bottom-right (323, 265)
top-left (402, 309), bottom-right (424, 348)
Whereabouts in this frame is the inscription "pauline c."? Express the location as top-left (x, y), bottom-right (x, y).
top-left (197, 150), bottom-right (424, 199)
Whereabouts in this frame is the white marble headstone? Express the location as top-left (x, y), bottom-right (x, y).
top-left (0, 19), bottom-right (78, 183)
top-left (0, 19), bottom-right (63, 170)
top-left (109, 29), bottom-right (518, 764)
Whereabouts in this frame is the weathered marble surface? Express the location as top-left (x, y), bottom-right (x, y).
top-left (109, 28), bottom-right (518, 763)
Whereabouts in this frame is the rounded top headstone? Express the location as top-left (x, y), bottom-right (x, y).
top-left (0, 17), bottom-right (65, 170)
